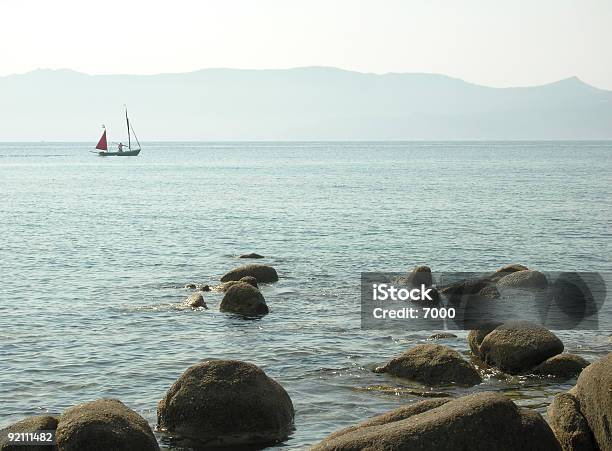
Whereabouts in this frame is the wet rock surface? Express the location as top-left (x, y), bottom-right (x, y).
top-left (374, 343), bottom-right (482, 387)
top-left (157, 360), bottom-right (294, 449)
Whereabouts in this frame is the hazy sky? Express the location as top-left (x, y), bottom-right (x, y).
top-left (1, 0), bottom-right (611, 89)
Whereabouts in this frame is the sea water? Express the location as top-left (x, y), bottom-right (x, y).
top-left (1, 141), bottom-right (611, 449)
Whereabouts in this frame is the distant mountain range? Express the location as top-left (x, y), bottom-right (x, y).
top-left (1, 67), bottom-right (611, 140)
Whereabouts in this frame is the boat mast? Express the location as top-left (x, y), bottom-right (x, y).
top-left (125, 106), bottom-right (131, 150)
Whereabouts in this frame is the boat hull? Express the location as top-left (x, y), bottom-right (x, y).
top-left (98, 149), bottom-right (141, 156)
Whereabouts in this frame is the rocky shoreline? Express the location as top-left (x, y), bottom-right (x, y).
top-left (1, 261), bottom-right (610, 450)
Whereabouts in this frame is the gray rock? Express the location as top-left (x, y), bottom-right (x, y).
top-left (239, 253), bottom-right (265, 259)
top-left (0, 415), bottom-right (58, 451)
top-left (374, 343), bottom-right (482, 386)
top-left (477, 321), bottom-right (564, 374)
top-left (185, 292), bottom-right (207, 309)
top-left (157, 360), bottom-right (294, 449)
top-left (547, 393), bottom-right (595, 451)
top-left (497, 270), bottom-right (548, 290)
top-left (572, 352), bottom-right (612, 450)
top-left (56, 399), bottom-right (159, 451)
top-left (311, 391), bottom-right (560, 451)
top-left (532, 354), bottom-right (589, 379)
top-left (220, 264), bottom-right (278, 283)
top-left (184, 283), bottom-right (197, 289)
top-left (220, 282), bottom-right (269, 316)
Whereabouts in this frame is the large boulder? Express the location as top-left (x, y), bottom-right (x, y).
top-left (532, 354), bottom-right (589, 379)
top-left (220, 282), bottom-right (269, 316)
top-left (547, 393), bottom-right (595, 451)
top-left (311, 392), bottom-right (560, 450)
top-left (0, 415), bottom-right (58, 451)
top-left (55, 399), bottom-right (159, 451)
top-left (497, 270), bottom-right (548, 290)
top-left (157, 360), bottom-right (294, 448)
top-left (572, 353), bottom-right (612, 450)
top-left (374, 343), bottom-right (482, 386)
top-left (220, 264), bottom-right (278, 283)
top-left (475, 321), bottom-right (564, 374)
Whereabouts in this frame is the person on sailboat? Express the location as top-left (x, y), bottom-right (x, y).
top-left (117, 142), bottom-right (125, 152)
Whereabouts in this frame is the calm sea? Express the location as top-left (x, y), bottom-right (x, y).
top-left (1, 142), bottom-right (611, 449)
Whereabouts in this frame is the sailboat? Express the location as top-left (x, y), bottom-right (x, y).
top-left (95, 107), bottom-right (141, 156)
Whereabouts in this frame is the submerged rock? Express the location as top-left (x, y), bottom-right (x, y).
top-left (220, 264), bottom-right (279, 283)
top-left (220, 282), bottom-right (269, 316)
top-left (0, 415), bottom-right (58, 451)
top-left (239, 252), bottom-right (265, 259)
top-left (157, 360), bottom-right (294, 449)
top-left (428, 332), bottom-right (458, 340)
top-left (311, 392), bottom-right (560, 451)
top-left (547, 393), bottom-right (595, 451)
top-left (374, 343), bottom-right (481, 386)
top-left (185, 292), bottom-right (207, 309)
top-left (532, 353), bottom-right (589, 379)
top-left (56, 399), bottom-right (159, 451)
top-left (472, 321), bottom-right (564, 374)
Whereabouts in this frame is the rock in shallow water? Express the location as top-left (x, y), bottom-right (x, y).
top-left (56, 399), bottom-right (159, 451)
top-left (0, 415), bottom-right (58, 451)
top-left (532, 353), bottom-right (589, 379)
top-left (220, 282), bottom-right (269, 316)
top-left (428, 332), bottom-right (458, 340)
top-left (220, 264), bottom-right (278, 283)
top-left (311, 392), bottom-right (560, 451)
top-left (472, 321), bottom-right (564, 374)
top-left (374, 343), bottom-right (482, 387)
top-left (239, 252), bottom-right (265, 259)
top-left (184, 292), bottom-right (207, 308)
top-left (496, 269), bottom-right (548, 290)
top-left (157, 360), bottom-right (294, 449)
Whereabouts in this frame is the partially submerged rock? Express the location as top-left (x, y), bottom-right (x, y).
top-left (0, 415), bottom-right (58, 451)
top-left (311, 392), bottom-right (560, 451)
top-left (220, 282), bottom-right (269, 316)
top-left (532, 353), bottom-right (589, 379)
top-left (497, 269), bottom-right (548, 290)
top-left (428, 332), bottom-right (457, 340)
top-left (157, 360), bottom-right (294, 449)
top-left (405, 265), bottom-right (433, 287)
top-left (220, 264), bottom-right (278, 283)
top-left (547, 393), bottom-right (595, 451)
top-left (55, 399), bottom-right (159, 451)
top-left (473, 321), bottom-right (564, 374)
top-left (374, 343), bottom-right (482, 386)
top-left (185, 292), bottom-right (207, 309)
top-left (239, 252), bottom-right (265, 259)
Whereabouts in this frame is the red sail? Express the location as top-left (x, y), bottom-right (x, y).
top-left (96, 130), bottom-right (108, 150)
